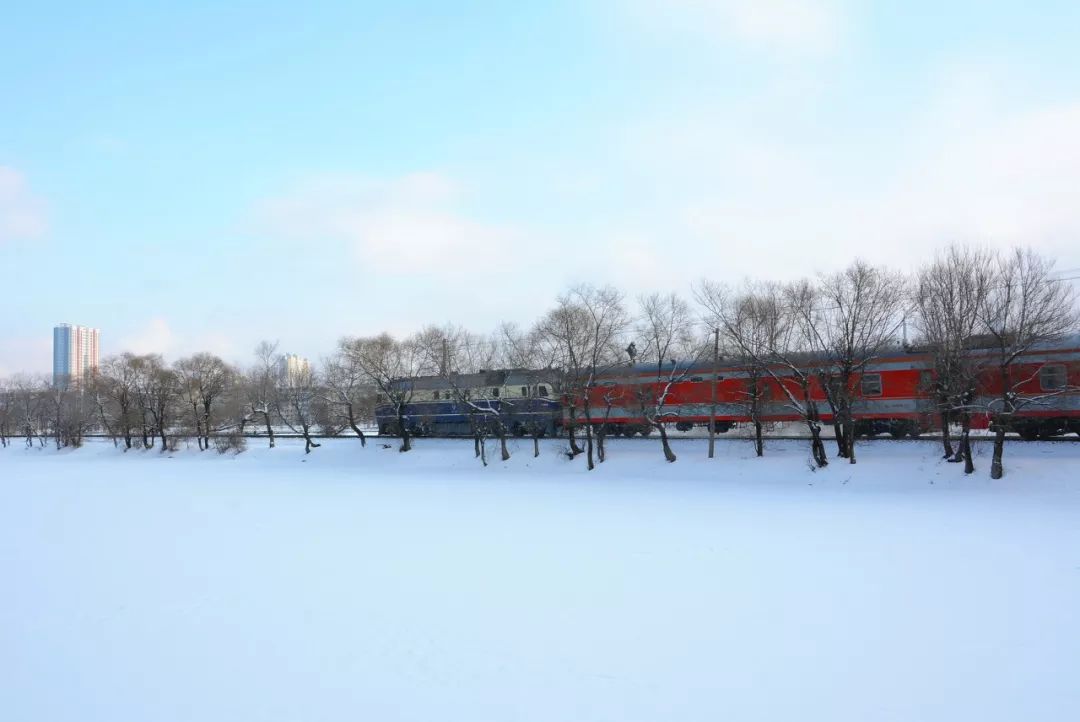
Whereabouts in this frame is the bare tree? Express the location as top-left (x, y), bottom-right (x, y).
top-left (794, 261), bottom-right (908, 464)
top-left (92, 354), bottom-right (143, 449)
top-left (419, 324), bottom-right (511, 464)
top-left (701, 291), bottom-right (774, 458)
top-left (0, 379), bottom-right (11, 448)
top-left (43, 380), bottom-right (91, 449)
top-left (976, 248), bottom-right (1079, 479)
top-left (134, 355), bottom-right (179, 452)
top-left (698, 280), bottom-right (830, 468)
top-left (913, 245), bottom-right (995, 473)
top-left (245, 341), bottom-right (281, 448)
top-left (322, 339), bottom-right (376, 447)
top-left (11, 376), bottom-right (50, 448)
top-left (537, 285), bottom-right (629, 470)
top-left (278, 361), bottom-right (323, 454)
top-left (128, 355), bottom-right (159, 448)
top-left (499, 322), bottom-right (560, 458)
top-left (175, 353), bottom-right (233, 451)
top-left (343, 333), bottom-right (424, 452)
top-left (635, 292), bottom-right (703, 462)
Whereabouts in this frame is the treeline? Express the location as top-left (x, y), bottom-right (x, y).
top-left (1, 244), bottom-right (1077, 479)
top-left (0, 341), bottom-right (373, 456)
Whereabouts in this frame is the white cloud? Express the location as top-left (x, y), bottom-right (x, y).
top-left (0, 166), bottom-right (47, 243)
top-left (254, 172), bottom-right (524, 274)
top-left (118, 318), bottom-right (176, 356)
top-left (880, 101), bottom-right (1080, 260)
top-left (114, 318), bottom-right (239, 362)
top-left (629, 0), bottom-right (848, 56)
top-left (610, 81), bottom-right (1080, 283)
top-left (0, 336), bottom-right (52, 377)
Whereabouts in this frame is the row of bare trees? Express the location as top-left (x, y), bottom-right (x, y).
top-left (339, 246), bottom-right (1074, 478)
top-left (2, 245), bottom-right (1076, 478)
top-left (0, 343), bottom-right (377, 455)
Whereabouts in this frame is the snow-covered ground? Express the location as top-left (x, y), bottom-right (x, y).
top-left (2, 437), bottom-right (1078, 722)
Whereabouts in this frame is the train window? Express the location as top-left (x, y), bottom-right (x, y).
top-left (1040, 364), bottom-right (1066, 391)
top-left (521, 386), bottom-right (528, 397)
top-left (538, 385), bottom-right (549, 397)
top-left (861, 373), bottom-right (883, 397)
top-left (690, 376), bottom-right (703, 382)
top-left (491, 387), bottom-right (500, 397)
top-left (433, 390), bottom-right (440, 400)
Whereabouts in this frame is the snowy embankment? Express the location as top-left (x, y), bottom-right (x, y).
top-left (1, 438), bottom-right (1078, 722)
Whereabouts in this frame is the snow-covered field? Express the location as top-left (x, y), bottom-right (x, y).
top-left (2, 437), bottom-right (1078, 722)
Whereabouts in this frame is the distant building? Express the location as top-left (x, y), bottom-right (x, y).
top-left (53, 323), bottom-right (100, 387)
top-left (277, 353), bottom-right (311, 384)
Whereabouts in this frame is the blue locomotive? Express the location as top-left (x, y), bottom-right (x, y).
top-left (374, 369), bottom-right (562, 437)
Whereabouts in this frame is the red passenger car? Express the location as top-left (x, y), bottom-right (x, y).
top-left (562, 337), bottom-right (1080, 439)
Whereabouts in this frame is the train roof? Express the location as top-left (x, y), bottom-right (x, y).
top-left (394, 368), bottom-right (560, 390)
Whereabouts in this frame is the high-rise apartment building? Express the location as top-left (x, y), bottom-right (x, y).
top-left (53, 323), bottom-right (100, 387)
top-left (277, 353), bottom-right (311, 384)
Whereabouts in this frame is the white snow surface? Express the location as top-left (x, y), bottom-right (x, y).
top-left (2, 437), bottom-right (1078, 722)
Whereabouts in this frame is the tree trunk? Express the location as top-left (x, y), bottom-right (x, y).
top-left (346, 405), bottom-right (367, 447)
top-left (263, 410), bottom-right (275, 449)
top-left (657, 423), bottom-right (677, 462)
top-left (754, 420), bottom-right (763, 457)
top-left (567, 408), bottom-right (582, 457)
top-left (499, 431), bottom-right (510, 462)
top-left (844, 419), bottom-right (856, 464)
top-left (708, 330), bottom-right (718, 459)
top-left (191, 402), bottom-right (202, 450)
top-left (533, 432), bottom-right (540, 458)
top-left (805, 397), bottom-right (828, 468)
top-left (202, 400), bottom-right (213, 451)
top-left (990, 421), bottom-right (1005, 479)
top-left (940, 410), bottom-right (953, 459)
top-left (303, 425), bottom-right (321, 454)
top-left (832, 419), bottom-right (846, 457)
top-left (596, 427), bottom-right (606, 463)
top-left (585, 422), bottom-right (594, 471)
top-left (952, 412), bottom-right (975, 474)
top-left (810, 424), bottom-right (828, 467)
top-left (396, 406), bottom-right (411, 452)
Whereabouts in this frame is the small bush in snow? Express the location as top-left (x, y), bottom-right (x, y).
top-left (215, 432), bottom-right (247, 455)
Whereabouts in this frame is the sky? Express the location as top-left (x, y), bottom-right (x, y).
top-left (3, 0), bottom-right (1080, 374)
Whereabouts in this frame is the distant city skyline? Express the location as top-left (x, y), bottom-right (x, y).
top-left (4, 1), bottom-right (1080, 375)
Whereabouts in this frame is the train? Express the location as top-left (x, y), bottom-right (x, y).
top-left (375, 369), bottom-right (563, 438)
top-left (374, 336), bottom-right (1080, 440)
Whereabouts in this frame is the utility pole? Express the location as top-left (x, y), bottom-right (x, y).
top-left (708, 326), bottom-right (718, 459)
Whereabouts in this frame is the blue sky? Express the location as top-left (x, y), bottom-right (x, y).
top-left (3, 0), bottom-right (1080, 373)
